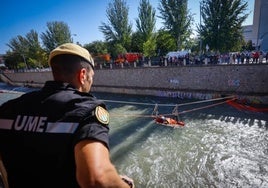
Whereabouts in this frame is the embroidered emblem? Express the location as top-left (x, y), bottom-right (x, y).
top-left (95, 106), bottom-right (109, 125)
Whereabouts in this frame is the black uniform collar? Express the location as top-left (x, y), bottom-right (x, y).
top-left (43, 81), bottom-right (75, 91)
top-left (43, 81), bottom-right (95, 97)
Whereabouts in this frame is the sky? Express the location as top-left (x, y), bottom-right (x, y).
top-left (0, 0), bottom-right (254, 54)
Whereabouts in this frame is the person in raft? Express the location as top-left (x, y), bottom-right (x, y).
top-left (155, 115), bottom-right (185, 127)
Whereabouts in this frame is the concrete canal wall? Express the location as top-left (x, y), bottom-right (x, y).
top-left (1, 64), bottom-right (268, 103)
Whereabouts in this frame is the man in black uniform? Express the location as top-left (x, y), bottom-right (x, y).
top-left (0, 43), bottom-right (134, 188)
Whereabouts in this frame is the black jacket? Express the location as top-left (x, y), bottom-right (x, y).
top-left (0, 81), bottom-right (110, 188)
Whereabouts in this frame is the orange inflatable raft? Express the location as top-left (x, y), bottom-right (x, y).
top-left (154, 115), bottom-right (185, 128)
top-left (227, 99), bottom-right (268, 113)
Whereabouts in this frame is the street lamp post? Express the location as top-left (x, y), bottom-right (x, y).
top-left (21, 54), bottom-right (28, 70)
top-left (199, 1), bottom-right (203, 54)
top-left (217, 3), bottom-right (223, 53)
top-left (72, 34), bottom-right (77, 44)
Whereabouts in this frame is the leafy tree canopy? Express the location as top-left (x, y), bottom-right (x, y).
top-left (41, 21), bottom-right (72, 53)
top-left (99, 0), bottom-right (132, 51)
top-left (158, 0), bottom-right (193, 50)
top-left (198, 0), bottom-right (249, 53)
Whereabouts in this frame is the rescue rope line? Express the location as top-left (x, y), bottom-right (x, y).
top-left (108, 98), bottom-right (236, 118)
top-left (102, 95), bottom-right (235, 107)
top-left (163, 98), bottom-right (236, 116)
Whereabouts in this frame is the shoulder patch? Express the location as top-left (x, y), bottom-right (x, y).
top-left (95, 106), bottom-right (109, 125)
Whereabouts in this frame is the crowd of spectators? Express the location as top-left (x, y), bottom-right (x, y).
top-left (1, 50), bottom-right (267, 72)
top-left (96, 50), bottom-right (268, 69)
top-left (162, 50), bottom-right (268, 66)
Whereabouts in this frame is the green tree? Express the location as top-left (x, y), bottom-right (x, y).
top-left (6, 35), bottom-right (28, 69)
top-left (6, 34), bottom-right (30, 69)
top-left (143, 37), bottom-right (157, 57)
top-left (84, 41), bottom-right (108, 56)
top-left (198, 0), bottom-right (248, 53)
top-left (131, 32), bottom-right (143, 52)
top-left (6, 30), bottom-right (44, 69)
top-left (188, 37), bottom-right (201, 53)
top-left (158, 0), bottom-right (193, 50)
top-left (4, 51), bottom-right (22, 70)
top-left (41, 21), bottom-right (72, 53)
top-left (244, 40), bottom-right (255, 51)
top-left (24, 30), bottom-right (47, 68)
top-left (108, 42), bottom-right (127, 60)
top-left (155, 29), bottom-right (177, 56)
top-left (99, 0), bottom-right (132, 51)
top-left (135, 0), bottom-right (156, 56)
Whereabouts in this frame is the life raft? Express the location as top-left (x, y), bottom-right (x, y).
top-left (227, 99), bottom-right (268, 113)
top-left (154, 116), bottom-right (185, 128)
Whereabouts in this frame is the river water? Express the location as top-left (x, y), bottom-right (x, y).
top-left (0, 82), bottom-right (267, 188)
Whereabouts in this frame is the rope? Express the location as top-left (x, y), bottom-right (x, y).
top-left (110, 113), bottom-right (153, 118)
top-left (101, 95), bottom-right (235, 107)
top-left (108, 98), bottom-right (236, 118)
top-left (162, 98), bottom-right (236, 116)
top-left (172, 105), bottom-right (179, 116)
top-left (151, 104), bottom-right (159, 116)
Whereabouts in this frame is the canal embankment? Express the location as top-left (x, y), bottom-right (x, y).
top-left (1, 64), bottom-right (268, 103)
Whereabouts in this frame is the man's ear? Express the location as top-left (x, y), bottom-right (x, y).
top-left (79, 68), bottom-right (87, 84)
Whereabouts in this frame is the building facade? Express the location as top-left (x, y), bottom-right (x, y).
top-left (243, 0), bottom-right (268, 52)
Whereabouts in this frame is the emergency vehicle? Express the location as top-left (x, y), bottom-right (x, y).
top-left (115, 53), bottom-right (142, 64)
